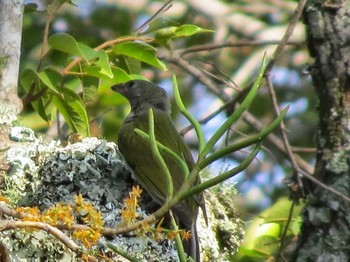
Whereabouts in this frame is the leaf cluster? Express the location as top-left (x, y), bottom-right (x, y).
top-left (20, 0), bottom-right (214, 138)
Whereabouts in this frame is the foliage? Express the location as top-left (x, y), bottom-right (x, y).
top-left (19, 1), bottom-right (213, 138)
top-left (10, 0), bottom-right (317, 260)
top-left (233, 198), bottom-right (304, 261)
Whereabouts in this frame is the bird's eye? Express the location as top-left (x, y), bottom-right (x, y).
top-left (128, 80), bottom-right (136, 89)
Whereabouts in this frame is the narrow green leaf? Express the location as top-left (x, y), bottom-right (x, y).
top-left (134, 128), bottom-right (189, 178)
top-left (170, 212), bottom-right (187, 262)
top-left (201, 53), bottom-right (267, 157)
top-left (106, 243), bottom-right (139, 262)
top-left (113, 42), bottom-right (167, 70)
top-left (199, 106), bottom-right (288, 169)
top-left (184, 143), bottom-right (261, 199)
top-left (172, 75), bottom-right (206, 153)
top-left (147, 108), bottom-right (173, 199)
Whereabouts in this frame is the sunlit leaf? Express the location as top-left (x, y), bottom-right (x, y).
top-left (85, 66), bottom-right (114, 80)
top-left (48, 33), bottom-right (98, 63)
top-left (97, 67), bottom-right (131, 95)
top-left (94, 50), bottom-right (114, 78)
top-left (154, 25), bottom-right (213, 47)
top-left (174, 24), bottom-right (214, 37)
top-left (113, 42), bottom-right (166, 70)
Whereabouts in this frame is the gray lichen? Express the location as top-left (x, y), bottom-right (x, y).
top-left (2, 127), bottom-right (242, 261)
top-left (200, 185), bottom-right (244, 261)
top-left (2, 127), bottom-right (180, 261)
top-left (325, 148), bottom-right (350, 174)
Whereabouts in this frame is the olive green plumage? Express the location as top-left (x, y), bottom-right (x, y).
top-left (112, 80), bottom-right (204, 261)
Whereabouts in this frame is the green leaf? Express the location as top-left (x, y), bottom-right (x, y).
top-left (154, 25), bottom-right (213, 47)
top-left (237, 246), bottom-right (270, 258)
top-left (174, 24), bottom-right (214, 37)
top-left (94, 50), bottom-right (114, 78)
top-left (142, 16), bottom-right (179, 35)
top-left (123, 57), bottom-right (142, 75)
top-left (291, 216), bottom-right (303, 236)
top-left (64, 75), bottom-right (83, 92)
top-left (85, 66), bottom-right (114, 80)
top-left (20, 68), bottom-right (52, 122)
top-left (20, 68), bottom-right (37, 92)
top-left (97, 67), bottom-right (132, 95)
top-left (113, 42), bottom-right (166, 70)
top-left (254, 234), bottom-right (280, 255)
top-left (82, 86), bottom-right (97, 103)
top-left (81, 76), bottom-right (99, 103)
top-left (52, 87), bottom-right (90, 137)
top-left (263, 198), bottom-right (303, 223)
top-left (48, 33), bottom-right (98, 63)
top-left (24, 2), bottom-right (38, 14)
top-left (154, 27), bottom-right (177, 41)
top-left (37, 69), bottom-right (61, 94)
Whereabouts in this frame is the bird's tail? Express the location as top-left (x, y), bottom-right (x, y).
top-left (182, 222), bottom-right (200, 262)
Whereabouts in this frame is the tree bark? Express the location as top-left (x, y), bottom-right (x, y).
top-left (0, 1), bottom-right (23, 168)
top-left (295, 1), bottom-right (350, 261)
top-left (0, 0), bottom-right (23, 126)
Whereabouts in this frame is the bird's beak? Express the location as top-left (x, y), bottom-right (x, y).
top-left (111, 82), bottom-right (127, 95)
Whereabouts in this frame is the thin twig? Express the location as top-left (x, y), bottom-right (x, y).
top-left (266, 76), bottom-right (304, 194)
top-left (134, 0), bottom-right (173, 35)
top-left (177, 40), bottom-right (304, 56)
top-left (265, 0), bottom-right (308, 72)
top-left (179, 93), bottom-right (247, 136)
top-left (62, 36), bottom-right (154, 75)
top-left (0, 220), bottom-right (82, 253)
top-left (38, 13), bottom-right (53, 70)
top-left (276, 200), bottom-right (296, 260)
top-left (291, 147), bottom-right (316, 153)
top-left (242, 111), bottom-right (314, 175)
top-left (263, 0), bottom-right (308, 199)
top-left (298, 169), bottom-right (350, 203)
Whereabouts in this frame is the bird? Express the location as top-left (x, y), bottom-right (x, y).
top-left (111, 79), bottom-right (205, 261)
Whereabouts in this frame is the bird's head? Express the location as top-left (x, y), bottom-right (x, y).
top-left (112, 80), bottom-right (170, 113)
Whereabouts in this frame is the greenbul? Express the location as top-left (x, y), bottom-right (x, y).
top-left (112, 80), bottom-right (204, 261)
